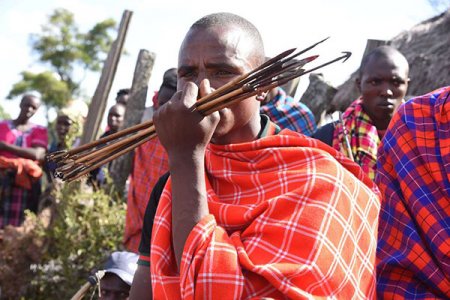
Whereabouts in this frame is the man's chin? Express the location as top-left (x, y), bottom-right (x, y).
top-left (211, 124), bottom-right (233, 145)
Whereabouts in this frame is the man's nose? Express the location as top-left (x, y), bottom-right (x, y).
top-left (380, 83), bottom-right (394, 97)
top-left (194, 70), bottom-right (208, 87)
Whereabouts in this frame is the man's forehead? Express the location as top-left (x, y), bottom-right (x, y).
top-left (179, 26), bottom-right (255, 64)
top-left (364, 55), bottom-right (408, 76)
top-left (185, 24), bottom-right (244, 41)
top-left (110, 105), bottom-right (125, 113)
top-left (179, 49), bottom-right (237, 66)
top-left (22, 96), bottom-right (39, 104)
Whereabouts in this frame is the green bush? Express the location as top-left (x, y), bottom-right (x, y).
top-left (25, 181), bottom-right (126, 299)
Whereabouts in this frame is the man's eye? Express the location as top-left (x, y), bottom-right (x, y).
top-left (392, 79), bottom-right (404, 87)
top-left (179, 72), bottom-right (196, 78)
top-left (215, 70), bottom-right (234, 76)
top-left (370, 79), bottom-right (380, 85)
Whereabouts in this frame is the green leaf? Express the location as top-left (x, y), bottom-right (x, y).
top-left (7, 71), bottom-right (71, 109)
top-left (8, 8), bottom-right (119, 111)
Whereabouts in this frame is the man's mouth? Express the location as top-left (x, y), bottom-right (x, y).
top-left (378, 100), bottom-right (396, 109)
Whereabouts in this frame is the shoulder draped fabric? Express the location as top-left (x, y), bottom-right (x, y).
top-left (0, 120), bottom-right (48, 228)
top-left (260, 87), bottom-right (317, 136)
top-left (124, 137), bottom-right (168, 253)
top-left (150, 126), bottom-right (380, 299)
top-left (332, 98), bottom-right (380, 181)
top-left (0, 156), bottom-right (42, 189)
top-left (375, 86), bottom-right (450, 299)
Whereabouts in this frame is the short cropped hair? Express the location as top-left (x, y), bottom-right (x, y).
top-left (359, 46), bottom-right (409, 78)
top-left (190, 13), bottom-right (265, 66)
top-left (161, 68), bottom-right (177, 90)
top-left (116, 88), bottom-right (130, 98)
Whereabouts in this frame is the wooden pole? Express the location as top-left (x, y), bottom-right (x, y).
top-left (80, 10), bottom-right (133, 145)
top-left (110, 49), bottom-right (156, 195)
top-left (360, 39), bottom-right (390, 65)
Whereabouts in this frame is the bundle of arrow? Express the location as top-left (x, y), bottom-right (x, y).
top-left (47, 37), bottom-right (351, 182)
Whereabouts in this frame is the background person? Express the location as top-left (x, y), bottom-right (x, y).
top-left (0, 94), bottom-right (48, 228)
top-left (99, 251), bottom-right (139, 300)
top-left (90, 103), bottom-right (126, 186)
top-left (104, 103), bottom-right (126, 136)
top-left (313, 46), bottom-right (410, 180)
top-left (376, 86), bottom-right (450, 298)
top-left (115, 89), bottom-right (131, 106)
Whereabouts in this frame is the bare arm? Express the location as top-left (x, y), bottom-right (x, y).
top-left (152, 80), bottom-right (218, 269)
top-left (0, 141), bottom-right (46, 161)
top-left (169, 151), bottom-right (209, 269)
top-left (129, 264), bottom-right (153, 299)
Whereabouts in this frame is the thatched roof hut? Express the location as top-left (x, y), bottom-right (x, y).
top-left (329, 8), bottom-right (450, 112)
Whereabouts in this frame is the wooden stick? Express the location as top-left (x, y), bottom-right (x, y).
top-left (204, 84), bottom-right (278, 115)
top-left (198, 87), bottom-right (248, 112)
top-left (70, 282), bottom-right (93, 300)
top-left (71, 125), bottom-right (155, 165)
top-left (80, 10), bottom-right (133, 146)
top-left (195, 48), bottom-right (296, 107)
top-left (64, 120), bottom-right (153, 156)
top-left (52, 43), bottom-right (352, 181)
top-left (252, 55), bottom-right (318, 89)
top-left (339, 112), bottom-right (354, 162)
top-left (66, 131), bottom-right (156, 182)
top-left (277, 37), bottom-right (329, 67)
top-left (52, 42), bottom-right (329, 160)
top-left (296, 52), bottom-right (351, 77)
top-left (57, 126), bottom-right (156, 178)
top-left (197, 53), bottom-right (316, 112)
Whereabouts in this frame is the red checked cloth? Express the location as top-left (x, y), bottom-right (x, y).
top-left (124, 137), bottom-right (168, 252)
top-left (0, 156), bottom-right (43, 189)
top-left (332, 98), bottom-right (380, 181)
top-left (150, 129), bottom-right (380, 299)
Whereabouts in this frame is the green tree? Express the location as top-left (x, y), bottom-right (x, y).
top-left (0, 103), bottom-right (11, 120)
top-left (7, 8), bottom-right (116, 111)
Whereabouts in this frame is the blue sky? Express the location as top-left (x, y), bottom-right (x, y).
top-left (0, 0), bottom-right (445, 126)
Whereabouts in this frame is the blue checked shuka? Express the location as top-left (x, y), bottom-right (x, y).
top-left (260, 87), bottom-right (316, 136)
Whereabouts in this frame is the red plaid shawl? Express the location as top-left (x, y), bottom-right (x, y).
top-left (375, 86), bottom-right (450, 298)
top-left (0, 156), bottom-right (43, 189)
top-left (332, 98), bottom-right (380, 181)
top-left (124, 138), bottom-right (168, 252)
top-left (150, 128), bottom-right (380, 299)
